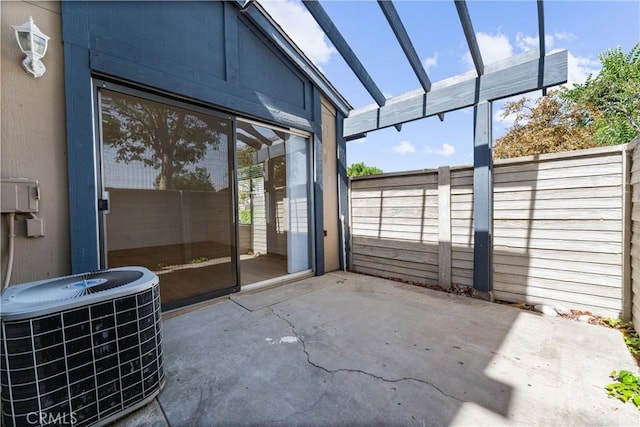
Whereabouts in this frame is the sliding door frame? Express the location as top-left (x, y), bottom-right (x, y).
top-left (92, 78), bottom-right (316, 308)
top-left (93, 79), bottom-right (240, 309)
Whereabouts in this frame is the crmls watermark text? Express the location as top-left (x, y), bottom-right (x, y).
top-left (26, 411), bottom-right (78, 425)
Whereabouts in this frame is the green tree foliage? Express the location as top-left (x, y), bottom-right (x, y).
top-left (494, 43), bottom-right (640, 159)
top-left (236, 144), bottom-right (256, 170)
top-left (102, 92), bottom-right (222, 190)
top-left (347, 162), bottom-right (383, 177)
top-left (564, 44), bottom-right (640, 145)
top-left (238, 209), bottom-right (252, 225)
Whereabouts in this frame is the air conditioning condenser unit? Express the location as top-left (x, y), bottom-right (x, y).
top-left (1, 267), bottom-right (164, 426)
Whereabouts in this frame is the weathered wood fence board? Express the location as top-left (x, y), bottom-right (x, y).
top-left (628, 137), bottom-right (640, 331)
top-left (450, 167), bottom-right (474, 287)
top-left (350, 144), bottom-right (630, 318)
top-left (350, 172), bottom-right (440, 286)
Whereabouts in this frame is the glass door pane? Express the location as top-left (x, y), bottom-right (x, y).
top-left (236, 121), bottom-right (311, 285)
top-left (99, 89), bottom-right (238, 308)
top-left (286, 134), bottom-right (310, 273)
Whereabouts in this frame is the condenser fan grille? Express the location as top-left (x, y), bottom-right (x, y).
top-left (9, 270), bottom-right (145, 303)
top-left (1, 282), bottom-right (164, 427)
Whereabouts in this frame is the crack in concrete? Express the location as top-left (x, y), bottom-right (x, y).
top-left (156, 397), bottom-right (172, 427)
top-left (267, 307), bottom-right (465, 404)
top-left (282, 390), bottom-right (329, 422)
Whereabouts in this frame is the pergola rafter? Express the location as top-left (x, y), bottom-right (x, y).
top-left (454, 0), bottom-right (484, 76)
top-left (302, 0), bottom-right (387, 108)
top-left (377, 0), bottom-right (432, 92)
top-left (537, 0), bottom-right (546, 57)
top-left (302, 0), bottom-right (403, 131)
top-left (377, 1), bottom-right (444, 123)
top-left (537, 0), bottom-right (548, 96)
top-left (238, 121), bottom-right (274, 146)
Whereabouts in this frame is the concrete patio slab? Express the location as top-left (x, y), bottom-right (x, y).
top-left (230, 275), bottom-right (326, 311)
top-left (117, 272), bottom-right (639, 426)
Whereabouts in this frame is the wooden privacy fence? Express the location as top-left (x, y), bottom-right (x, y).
top-left (628, 137), bottom-right (640, 332)
top-left (350, 144), bottom-right (632, 319)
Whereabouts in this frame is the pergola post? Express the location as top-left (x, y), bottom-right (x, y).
top-left (473, 101), bottom-right (493, 300)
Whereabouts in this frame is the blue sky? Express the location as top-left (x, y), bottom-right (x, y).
top-left (260, 0), bottom-right (640, 173)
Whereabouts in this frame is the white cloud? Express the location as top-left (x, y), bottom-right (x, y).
top-left (515, 32), bottom-right (575, 52)
top-left (463, 30), bottom-right (580, 72)
top-left (423, 52), bottom-right (438, 73)
top-left (436, 143), bottom-right (455, 156)
top-left (566, 51), bottom-right (600, 87)
top-left (392, 141), bottom-right (416, 154)
top-left (463, 32), bottom-right (513, 70)
top-left (478, 32), bottom-right (513, 63)
top-left (260, 0), bottom-right (335, 66)
top-left (425, 143), bottom-right (456, 157)
top-left (515, 33), bottom-right (539, 52)
top-left (549, 31), bottom-right (575, 47)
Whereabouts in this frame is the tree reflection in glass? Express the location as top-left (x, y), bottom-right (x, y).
top-left (101, 91), bottom-right (226, 191)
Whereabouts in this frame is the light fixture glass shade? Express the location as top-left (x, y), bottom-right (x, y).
top-left (16, 31), bottom-right (31, 53)
top-left (32, 34), bottom-right (47, 56)
top-left (12, 17), bottom-right (50, 78)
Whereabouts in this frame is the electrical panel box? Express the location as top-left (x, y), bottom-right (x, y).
top-left (1, 178), bottom-right (40, 213)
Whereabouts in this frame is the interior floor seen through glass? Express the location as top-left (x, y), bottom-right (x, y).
top-left (100, 89), bottom-right (238, 307)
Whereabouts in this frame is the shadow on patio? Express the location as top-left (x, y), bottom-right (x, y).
top-left (118, 271), bottom-right (637, 426)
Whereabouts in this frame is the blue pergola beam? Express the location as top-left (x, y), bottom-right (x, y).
top-left (537, 1), bottom-right (545, 56)
top-left (537, 0), bottom-right (548, 96)
top-left (454, 0), bottom-right (484, 76)
top-left (377, 0), bottom-right (432, 92)
top-left (302, 0), bottom-right (387, 108)
top-left (344, 49), bottom-right (568, 137)
top-left (472, 101), bottom-right (493, 296)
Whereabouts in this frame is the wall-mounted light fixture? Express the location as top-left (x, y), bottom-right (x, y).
top-left (12, 16), bottom-right (50, 78)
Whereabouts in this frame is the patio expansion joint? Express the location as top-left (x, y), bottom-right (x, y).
top-left (267, 308), bottom-right (465, 404)
top-left (156, 397), bottom-right (172, 427)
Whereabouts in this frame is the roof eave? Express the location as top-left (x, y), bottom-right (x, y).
top-left (236, 1), bottom-right (352, 116)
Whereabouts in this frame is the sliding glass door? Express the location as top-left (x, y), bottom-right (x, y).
top-left (97, 85), bottom-right (313, 308)
top-left (235, 120), bottom-right (311, 285)
top-left (98, 87), bottom-right (238, 309)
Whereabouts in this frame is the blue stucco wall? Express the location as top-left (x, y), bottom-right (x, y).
top-left (62, 1), bottom-right (323, 273)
